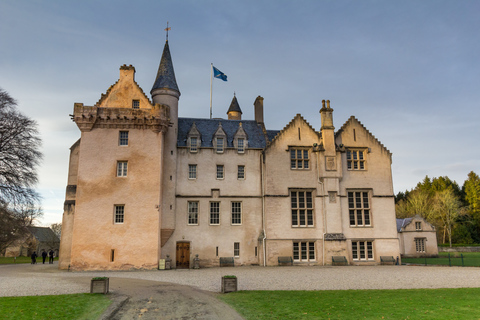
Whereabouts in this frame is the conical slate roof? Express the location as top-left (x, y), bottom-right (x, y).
top-left (227, 95), bottom-right (242, 114)
top-left (151, 41), bottom-right (179, 93)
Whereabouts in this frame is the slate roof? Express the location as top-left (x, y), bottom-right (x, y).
top-left (27, 226), bottom-right (59, 243)
top-left (151, 41), bottom-right (180, 94)
top-left (396, 218), bottom-right (412, 233)
top-left (266, 130), bottom-right (280, 142)
top-left (178, 118), bottom-right (269, 149)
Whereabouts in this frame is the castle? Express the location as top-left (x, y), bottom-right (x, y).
top-left (59, 40), bottom-right (400, 270)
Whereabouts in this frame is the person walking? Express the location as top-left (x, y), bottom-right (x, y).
top-left (48, 250), bottom-right (54, 264)
top-left (41, 250), bottom-right (47, 264)
top-left (31, 252), bottom-right (37, 264)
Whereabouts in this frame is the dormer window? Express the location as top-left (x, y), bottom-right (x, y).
top-left (216, 138), bottom-right (224, 153)
top-left (213, 123), bottom-right (227, 154)
top-left (190, 137), bottom-right (198, 153)
top-left (187, 122), bottom-right (201, 153)
top-left (233, 123), bottom-right (248, 154)
top-left (132, 100), bottom-right (140, 109)
top-left (237, 138), bottom-right (245, 153)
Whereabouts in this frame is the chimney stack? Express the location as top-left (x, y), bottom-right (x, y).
top-left (320, 99), bottom-right (335, 156)
top-left (254, 96), bottom-right (264, 123)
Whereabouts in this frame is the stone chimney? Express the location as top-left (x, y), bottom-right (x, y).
top-left (254, 96), bottom-right (264, 123)
top-left (120, 64), bottom-right (136, 81)
top-left (320, 100), bottom-right (335, 156)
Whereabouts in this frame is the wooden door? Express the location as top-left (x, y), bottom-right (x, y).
top-left (176, 242), bottom-right (190, 269)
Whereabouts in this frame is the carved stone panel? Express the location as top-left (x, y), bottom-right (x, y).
top-left (325, 156), bottom-right (336, 171)
top-left (328, 191), bottom-right (337, 203)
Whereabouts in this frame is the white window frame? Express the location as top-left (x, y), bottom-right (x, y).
top-left (216, 165), bottom-right (224, 179)
top-left (237, 165), bottom-right (245, 180)
top-left (237, 138), bottom-right (245, 153)
top-left (234, 242), bottom-right (240, 257)
top-left (347, 149), bottom-right (366, 170)
top-left (291, 190), bottom-right (314, 227)
top-left (352, 240), bottom-right (374, 261)
top-left (190, 137), bottom-right (198, 153)
top-left (415, 221), bottom-right (422, 231)
top-left (119, 131), bottom-right (129, 146)
top-left (188, 164), bottom-right (197, 179)
top-left (348, 191), bottom-right (371, 227)
top-left (114, 205), bottom-right (125, 224)
top-left (188, 201), bottom-right (199, 225)
top-left (231, 201), bottom-right (242, 225)
top-left (293, 241), bottom-right (315, 262)
top-left (290, 148), bottom-right (309, 170)
top-left (216, 137), bottom-right (224, 153)
top-left (117, 161), bottom-right (128, 177)
top-left (210, 202), bottom-right (220, 225)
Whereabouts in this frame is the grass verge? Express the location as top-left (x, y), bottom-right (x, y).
top-left (403, 252), bottom-right (480, 266)
top-left (0, 293), bottom-right (112, 320)
top-left (0, 257), bottom-right (59, 264)
top-left (219, 288), bottom-right (480, 319)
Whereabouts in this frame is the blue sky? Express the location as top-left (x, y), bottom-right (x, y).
top-left (1, 1), bottom-right (479, 226)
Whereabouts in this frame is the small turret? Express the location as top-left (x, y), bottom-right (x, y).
top-left (151, 40), bottom-right (180, 98)
top-left (227, 94), bottom-right (242, 120)
top-left (151, 41), bottom-right (180, 125)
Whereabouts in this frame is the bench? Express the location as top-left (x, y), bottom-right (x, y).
top-left (332, 256), bottom-right (348, 266)
top-left (380, 256), bottom-right (396, 265)
top-left (219, 257), bottom-right (235, 267)
top-left (277, 256), bottom-right (293, 266)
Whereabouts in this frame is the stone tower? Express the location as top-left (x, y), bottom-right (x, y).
top-left (151, 40), bottom-right (181, 250)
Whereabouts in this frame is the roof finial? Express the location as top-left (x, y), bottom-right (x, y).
top-left (165, 21), bottom-right (171, 41)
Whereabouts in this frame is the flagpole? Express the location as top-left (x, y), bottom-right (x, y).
top-left (210, 63), bottom-right (213, 119)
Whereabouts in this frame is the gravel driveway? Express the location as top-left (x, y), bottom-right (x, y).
top-left (1, 262), bottom-right (480, 297)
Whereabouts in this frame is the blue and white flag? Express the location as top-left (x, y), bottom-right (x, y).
top-left (213, 66), bottom-right (227, 81)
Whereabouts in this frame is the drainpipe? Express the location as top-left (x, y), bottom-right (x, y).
top-left (316, 149), bottom-right (327, 266)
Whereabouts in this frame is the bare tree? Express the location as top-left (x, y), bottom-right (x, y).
top-left (0, 204), bottom-right (43, 254)
top-left (0, 205), bottom-right (22, 254)
top-left (50, 222), bottom-right (62, 240)
top-left (0, 87), bottom-right (43, 206)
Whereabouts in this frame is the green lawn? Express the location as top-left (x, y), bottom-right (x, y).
top-left (0, 293), bottom-right (111, 320)
top-left (402, 252), bottom-right (480, 267)
top-left (0, 256), bottom-right (58, 264)
top-left (219, 288), bottom-right (480, 320)
top-left (2, 287), bottom-right (480, 319)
